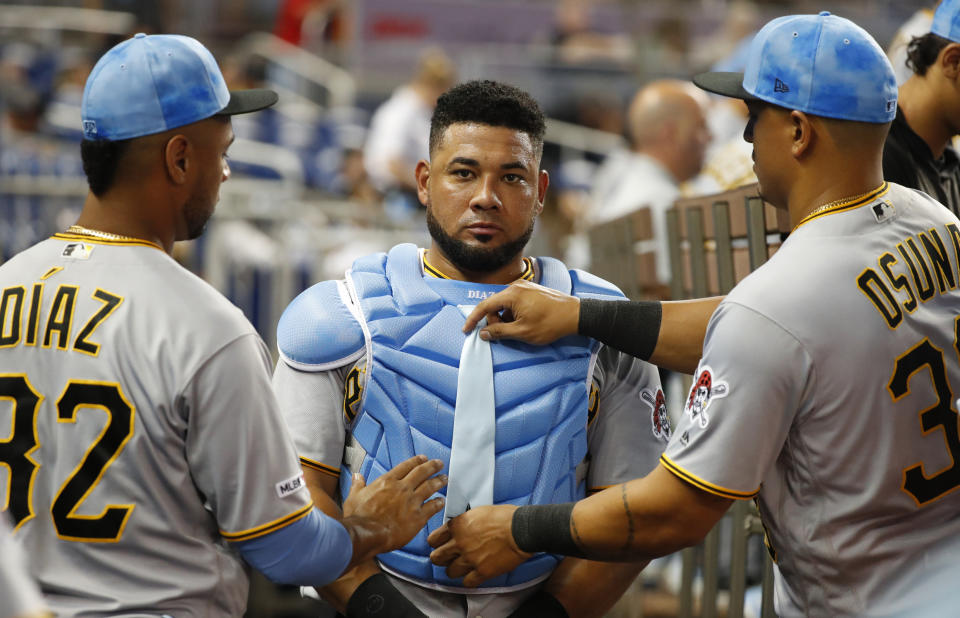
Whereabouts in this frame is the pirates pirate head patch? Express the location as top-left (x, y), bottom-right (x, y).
top-left (641, 387), bottom-right (672, 442)
top-left (685, 366), bottom-right (728, 428)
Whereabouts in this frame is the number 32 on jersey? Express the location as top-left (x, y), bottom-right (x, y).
top-left (1, 376), bottom-right (135, 541)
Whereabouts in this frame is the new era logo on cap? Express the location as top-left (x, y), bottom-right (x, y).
top-left (774, 78), bottom-right (790, 93)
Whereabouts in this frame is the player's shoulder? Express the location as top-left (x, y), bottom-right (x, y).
top-left (146, 253), bottom-right (259, 339)
top-left (889, 181), bottom-right (958, 219)
top-left (276, 278), bottom-right (365, 371)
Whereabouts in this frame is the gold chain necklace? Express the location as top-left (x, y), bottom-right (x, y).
top-left (66, 225), bottom-right (142, 242)
top-left (806, 186), bottom-right (880, 218)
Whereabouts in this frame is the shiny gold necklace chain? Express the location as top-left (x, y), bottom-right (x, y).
top-left (66, 225), bottom-right (142, 242)
top-left (807, 187), bottom-right (878, 218)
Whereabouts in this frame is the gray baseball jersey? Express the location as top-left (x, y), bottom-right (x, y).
top-left (663, 183), bottom-right (960, 617)
top-left (0, 233), bottom-right (313, 616)
top-left (274, 252), bottom-right (668, 613)
top-left (1, 513), bottom-right (48, 618)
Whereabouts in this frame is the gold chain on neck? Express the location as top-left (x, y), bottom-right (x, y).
top-left (66, 225), bottom-right (143, 242)
top-left (806, 187), bottom-right (881, 218)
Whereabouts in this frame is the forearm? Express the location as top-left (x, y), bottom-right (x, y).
top-left (235, 508), bottom-right (352, 586)
top-left (651, 297), bottom-right (722, 374)
top-left (315, 561), bottom-right (381, 614)
top-left (577, 296), bottom-right (720, 374)
top-left (304, 469), bottom-right (421, 616)
top-left (545, 558), bottom-right (647, 618)
top-left (514, 467), bottom-right (730, 562)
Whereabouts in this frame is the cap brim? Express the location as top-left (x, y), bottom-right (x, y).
top-left (693, 72), bottom-right (756, 101)
top-left (216, 88), bottom-right (278, 116)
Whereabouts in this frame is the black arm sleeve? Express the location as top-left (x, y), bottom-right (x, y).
top-left (578, 299), bottom-right (662, 360)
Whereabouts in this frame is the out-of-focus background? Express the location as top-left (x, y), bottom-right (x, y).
top-left (0, 1), bottom-right (927, 616)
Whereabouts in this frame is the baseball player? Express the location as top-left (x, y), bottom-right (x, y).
top-left (430, 13), bottom-right (960, 617)
top-left (273, 80), bottom-right (669, 617)
top-left (0, 33), bottom-right (445, 616)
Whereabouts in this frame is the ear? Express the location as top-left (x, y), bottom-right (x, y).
top-left (789, 110), bottom-right (814, 159)
top-left (415, 159), bottom-right (431, 207)
top-left (940, 43), bottom-right (960, 80)
top-left (535, 169), bottom-right (549, 215)
top-left (164, 135), bottom-right (190, 185)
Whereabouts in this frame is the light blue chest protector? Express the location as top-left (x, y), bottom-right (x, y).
top-left (340, 244), bottom-right (624, 589)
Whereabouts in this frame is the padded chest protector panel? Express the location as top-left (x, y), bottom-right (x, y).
top-left (343, 244), bottom-right (622, 588)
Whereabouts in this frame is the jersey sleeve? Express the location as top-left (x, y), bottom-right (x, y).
top-left (272, 358), bottom-right (358, 479)
top-left (586, 346), bottom-right (667, 491)
top-left (181, 334), bottom-right (313, 541)
top-left (662, 302), bottom-right (814, 499)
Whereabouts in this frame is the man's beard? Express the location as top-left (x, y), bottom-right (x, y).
top-left (426, 208), bottom-right (535, 274)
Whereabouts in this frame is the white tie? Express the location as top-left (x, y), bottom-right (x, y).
top-left (443, 306), bottom-right (496, 522)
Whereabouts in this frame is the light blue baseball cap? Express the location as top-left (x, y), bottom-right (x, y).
top-left (932, 0), bottom-right (960, 42)
top-left (694, 12), bottom-right (897, 124)
top-left (81, 33), bottom-right (277, 141)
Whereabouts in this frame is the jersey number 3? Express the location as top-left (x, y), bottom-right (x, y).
top-left (890, 317), bottom-right (960, 506)
top-left (0, 375), bottom-right (135, 541)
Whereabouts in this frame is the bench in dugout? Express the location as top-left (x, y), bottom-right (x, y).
top-left (587, 206), bottom-right (667, 301)
top-left (667, 182), bottom-right (789, 618)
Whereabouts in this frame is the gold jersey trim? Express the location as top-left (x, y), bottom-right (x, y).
top-left (794, 183), bottom-right (889, 230)
top-left (219, 501), bottom-right (314, 542)
top-left (300, 456), bottom-right (340, 479)
top-left (660, 455), bottom-right (758, 500)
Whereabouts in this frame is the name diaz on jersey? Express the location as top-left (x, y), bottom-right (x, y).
top-left (0, 282), bottom-right (123, 355)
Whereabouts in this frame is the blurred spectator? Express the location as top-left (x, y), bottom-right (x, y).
top-left (689, 0), bottom-right (760, 72)
top-left (684, 37), bottom-right (758, 197)
top-left (0, 47), bottom-right (84, 260)
top-left (275, 0), bottom-right (352, 59)
top-left (334, 148), bottom-right (379, 204)
top-left (363, 47), bottom-right (455, 219)
top-left (884, 3), bottom-right (960, 217)
top-left (549, 0), bottom-right (632, 66)
top-left (887, 3), bottom-right (939, 85)
top-left (683, 99), bottom-right (755, 197)
top-left (589, 80), bottom-right (710, 287)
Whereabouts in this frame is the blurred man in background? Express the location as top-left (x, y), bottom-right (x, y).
top-left (364, 47), bottom-right (455, 219)
top-left (884, 0), bottom-right (960, 216)
top-left (887, 2), bottom-right (939, 85)
top-left (589, 80), bottom-right (710, 291)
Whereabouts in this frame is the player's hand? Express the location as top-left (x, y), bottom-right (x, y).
top-left (462, 280), bottom-right (580, 345)
top-left (342, 455), bottom-right (446, 565)
top-left (427, 505), bottom-right (531, 587)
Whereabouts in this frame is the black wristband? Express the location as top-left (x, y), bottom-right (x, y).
top-left (578, 298), bottom-right (662, 360)
top-left (345, 573), bottom-right (426, 618)
top-left (511, 503), bottom-right (586, 558)
top-left (507, 589), bottom-right (570, 618)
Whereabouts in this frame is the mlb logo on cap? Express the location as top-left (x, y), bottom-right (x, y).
top-left (693, 12), bottom-right (897, 124)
